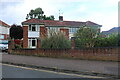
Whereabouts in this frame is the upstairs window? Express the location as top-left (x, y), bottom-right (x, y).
top-left (32, 25), bottom-right (36, 31)
top-left (29, 25), bottom-right (31, 31)
top-left (29, 25), bottom-right (39, 31)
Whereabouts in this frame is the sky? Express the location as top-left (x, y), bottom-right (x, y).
top-left (0, 0), bottom-right (118, 31)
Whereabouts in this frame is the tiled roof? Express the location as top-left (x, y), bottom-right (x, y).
top-left (0, 20), bottom-right (10, 27)
top-left (22, 18), bottom-right (102, 27)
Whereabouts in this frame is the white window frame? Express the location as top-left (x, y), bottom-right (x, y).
top-left (28, 38), bottom-right (37, 48)
top-left (69, 28), bottom-right (79, 34)
top-left (29, 25), bottom-right (40, 32)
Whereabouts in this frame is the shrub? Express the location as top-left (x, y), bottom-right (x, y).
top-left (14, 44), bottom-right (22, 49)
top-left (41, 31), bottom-right (71, 49)
top-left (94, 34), bottom-right (118, 47)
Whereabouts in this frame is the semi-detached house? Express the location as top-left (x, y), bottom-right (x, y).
top-left (0, 20), bottom-right (10, 44)
top-left (22, 16), bottom-right (102, 48)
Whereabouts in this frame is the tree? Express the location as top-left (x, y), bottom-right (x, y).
top-left (118, 33), bottom-right (120, 46)
top-left (43, 15), bottom-right (55, 20)
top-left (75, 26), bottom-right (119, 48)
top-left (10, 24), bottom-right (23, 39)
top-left (26, 7), bottom-right (54, 20)
top-left (29, 9), bottom-right (35, 19)
top-left (41, 31), bottom-right (71, 49)
top-left (75, 26), bottom-right (99, 48)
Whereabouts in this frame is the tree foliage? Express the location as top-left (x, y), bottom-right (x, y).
top-left (41, 31), bottom-right (71, 49)
top-left (26, 7), bottom-right (55, 20)
top-left (75, 26), bottom-right (119, 48)
top-left (118, 33), bottom-right (120, 46)
top-left (75, 26), bottom-right (99, 48)
top-left (10, 24), bottom-right (23, 39)
top-left (94, 34), bottom-right (119, 47)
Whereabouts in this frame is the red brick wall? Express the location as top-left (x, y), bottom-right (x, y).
top-left (23, 25), bottom-right (28, 48)
top-left (40, 26), bottom-right (47, 38)
top-left (37, 39), bottom-right (41, 48)
top-left (10, 47), bottom-right (119, 61)
top-left (60, 28), bottom-right (69, 39)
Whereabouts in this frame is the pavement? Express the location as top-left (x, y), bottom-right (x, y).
top-left (1, 53), bottom-right (119, 79)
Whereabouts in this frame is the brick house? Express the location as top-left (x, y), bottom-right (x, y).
top-left (0, 20), bottom-right (10, 44)
top-left (22, 16), bottom-right (102, 48)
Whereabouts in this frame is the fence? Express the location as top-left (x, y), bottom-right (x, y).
top-left (10, 47), bottom-right (119, 61)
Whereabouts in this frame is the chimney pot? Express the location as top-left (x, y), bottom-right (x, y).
top-left (59, 16), bottom-right (63, 21)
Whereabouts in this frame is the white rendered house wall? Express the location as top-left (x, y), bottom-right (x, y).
top-left (0, 25), bottom-right (9, 34)
top-left (28, 31), bottom-right (39, 38)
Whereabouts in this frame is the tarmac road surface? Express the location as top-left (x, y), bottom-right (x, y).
top-left (2, 64), bottom-right (105, 80)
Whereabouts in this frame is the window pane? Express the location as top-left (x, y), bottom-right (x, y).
top-left (32, 39), bottom-right (36, 46)
top-left (32, 26), bottom-right (36, 31)
top-left (29, 39), bottom-right (31, 47)
top-left (36, 25), bottom-right (39, 31)
top-left (29, 25), bottom-right (31, 31)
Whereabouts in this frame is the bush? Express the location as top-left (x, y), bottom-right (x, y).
top-left (94, 34), bottom-right (118, 47)
top-left (41, 31), bottom-right (71, 49)
top-left (14, 44), bottom-right (22, 49)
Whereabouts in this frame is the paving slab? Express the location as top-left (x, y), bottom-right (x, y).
top-left (2, 54), bottom-right (119, 76)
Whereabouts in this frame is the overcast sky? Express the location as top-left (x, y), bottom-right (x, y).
top-left (0, 0), bottom-right (118, 31)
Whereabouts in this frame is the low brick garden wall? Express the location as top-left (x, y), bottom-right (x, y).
top-left (10, 47), bottom-right (119, 61)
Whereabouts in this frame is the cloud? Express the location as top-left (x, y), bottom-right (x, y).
top-left (0, 0), bottom-right (24, 24)
top-left (0, 0), bottom-right (118, 31)
top-left (63, 0), bottom-right (118, 31)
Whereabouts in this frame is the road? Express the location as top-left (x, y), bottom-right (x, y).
top-left (2, 64), bottom-right (105, 80)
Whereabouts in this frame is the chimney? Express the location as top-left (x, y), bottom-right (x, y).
top-left (59, 16), bottom-right (63, 21)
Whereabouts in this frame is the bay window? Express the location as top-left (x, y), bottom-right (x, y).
top-left (28, 38), bottom-right (37, 48)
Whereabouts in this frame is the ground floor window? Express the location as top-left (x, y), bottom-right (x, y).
top-left (28, 38), bottom-right (37, 48)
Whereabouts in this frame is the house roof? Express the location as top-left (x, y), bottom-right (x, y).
top-left (0, 20), bottom-right (10, 27)
top-left (22, 18), bottom-right (102, 27)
